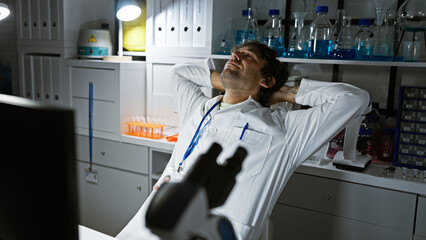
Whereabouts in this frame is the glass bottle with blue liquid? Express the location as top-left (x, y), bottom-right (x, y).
top-left (242, 8), bottom-right (260, 44)
top-left (262, 9), bottom-right (286, 57)
top-left (287, 12), bottom-right (308, 58)
top-left (308, 6), bottom-right (333, 59)
top-left (353, 19), bottom-right (373, 60)
top-left (235, 10), bottom-right (249, 46)
top-left (332, 16), bottom-right (356, 60)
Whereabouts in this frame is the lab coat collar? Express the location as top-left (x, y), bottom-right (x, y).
top-left (204, 95), bottom-right (264, 115)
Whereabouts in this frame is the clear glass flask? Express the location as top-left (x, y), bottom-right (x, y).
top-left (370, 0), bottom-right (394, 60)
top-left (262, 9), bottom-right (285, 57)
top-left (217, 18), bottom-right (235, 54)
top-left (332, 16), bottom-right (356, 60)
top-left (308, 6), bottom-right (333, 59)
top-left (332, 9), bottom-right (346, 46)
top-left (353, 19), bottom-right (374, 60)
top-left (235, 10), bottom-right (249, 46)
top-left (287, 12), bottom-right (308, 58)
top-left (242, 8), bottom-right (260, 44)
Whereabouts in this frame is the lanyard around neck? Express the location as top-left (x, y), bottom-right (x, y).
top-left (178, 100), bottom-right (221, 172)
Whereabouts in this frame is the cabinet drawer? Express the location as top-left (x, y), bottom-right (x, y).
top-left (278, 173), bottom-right (416, 232)
top-left (76, 161), bottom-right (149, 236)
top-left (71, 67), bottom-right (117, 101)
top-left (416, 196), bottom-right (426, 237)
top-left (270, 203), bottom-right (412, 240)
top-left (72, 97), bottom-right (117, 134)
top-left (76, 135), bottom-right (149, 174)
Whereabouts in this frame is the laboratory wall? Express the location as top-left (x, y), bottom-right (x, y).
top-left (0, 0), bottom-right (18, 95)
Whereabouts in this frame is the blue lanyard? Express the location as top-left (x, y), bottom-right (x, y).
top-left (178, 100), bottom-right (221, 172)
top-left (89, 82), bottom-right (94, 171)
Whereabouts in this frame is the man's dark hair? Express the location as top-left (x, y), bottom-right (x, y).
top-left (232, 41), bottom-right (288, 106)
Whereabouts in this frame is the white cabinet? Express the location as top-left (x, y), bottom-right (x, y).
top-left (76, 161), bottom-right (148, 237)
top-left (416, 196), bottom-right (426, 238)
top-left (75, 135), bottom-right (150, 236)
top-left (270, 172), bottom-right (417, 240)
top-left (67, 60), bottom-right (146, 141)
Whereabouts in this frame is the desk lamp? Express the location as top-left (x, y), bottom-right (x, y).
top-left (0, 1), bottom-right (10, 21)
top-left (103, 0), bottom-right (141, 61)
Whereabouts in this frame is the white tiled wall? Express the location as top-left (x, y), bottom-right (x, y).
top-left (0, 0), bottom-right (18, 95)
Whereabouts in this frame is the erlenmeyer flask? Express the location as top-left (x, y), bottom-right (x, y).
top-left (332, 16), bottom-right (356, 60)
top-left (370, 0), bottom-right (394, 60)
top-left (332, 9), bottom-right (345, 45)
top-left (287, 12), bottom-right (308, 58)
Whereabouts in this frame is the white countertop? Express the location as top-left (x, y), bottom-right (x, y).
top-left (119, 135), bottom-right (426, 196)
top-left (298, 160), bottom-right (426, 196)
top-left (121, 134), bottom-right (175, 151)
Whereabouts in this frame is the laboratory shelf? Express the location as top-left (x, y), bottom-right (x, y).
top-left (211, 54), bottom-right (426, 68)
top-left (123, 51), bottom-right (146, 57)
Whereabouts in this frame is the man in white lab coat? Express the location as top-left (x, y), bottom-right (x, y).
top-left (117, 41), bottom-right (370, 240)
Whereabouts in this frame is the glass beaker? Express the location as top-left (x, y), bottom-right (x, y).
top-left (287, 12), bottom-right (308, 58)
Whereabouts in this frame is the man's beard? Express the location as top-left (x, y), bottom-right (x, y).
top-left (220, 68), bottom-right (245, 89)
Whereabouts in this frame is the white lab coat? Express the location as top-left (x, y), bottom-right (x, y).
top-left (117, 59), bottom-right (370, 240)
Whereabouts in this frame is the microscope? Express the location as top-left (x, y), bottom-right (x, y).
top-left (146, 143), bottom-right (247, 240)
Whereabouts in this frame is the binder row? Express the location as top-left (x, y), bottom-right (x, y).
top-left (154, 0), bottom-right (207, 47)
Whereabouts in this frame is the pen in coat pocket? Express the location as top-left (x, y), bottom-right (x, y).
top-left (240, 122), bottom-right (249, 140)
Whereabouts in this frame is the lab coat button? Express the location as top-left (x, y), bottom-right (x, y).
top-left (210, 127), bottom-right (217, 133)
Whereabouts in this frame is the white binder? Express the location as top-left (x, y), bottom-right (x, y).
top-left (42, 56), bottom-right (52, 104)
top-left (23, 55), bottom-right (34, 99)
top-left (51, 57), bottom-right (62, 105)
top-left (30, 0), bottom-right (41, 40)
top-left (154, 0), bottom-right (168, 47)
top-left (179, 0), bottom-right (193, 47)
top-left (39, 0), bottom-right (51, 40)
top-left (166, 0), bottom-right (180, 47)
top-left (50, 0), bottom-right (60, 41)
top-left (20, 0), bottom-right (31, 40)
top-left (192, 0), bottom-right (207, 47)
top-left (33, 55), bottom-right (43, 102)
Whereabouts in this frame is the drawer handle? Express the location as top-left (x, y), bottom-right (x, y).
top-left (325, 195), bottom-right (332, 200)
top-left (137, 186), bottom-right (142, 191)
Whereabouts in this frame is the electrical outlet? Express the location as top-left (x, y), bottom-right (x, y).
top-left (85, 169), bottom-right (98, 184)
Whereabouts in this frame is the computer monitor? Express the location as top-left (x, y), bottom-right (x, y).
top-left (0, 94), bottom-right (78, 240)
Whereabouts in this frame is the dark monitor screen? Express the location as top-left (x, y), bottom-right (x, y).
top-left (0, 94), bottom-right (78, 240)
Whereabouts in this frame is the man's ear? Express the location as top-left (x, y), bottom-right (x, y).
top-left (260, 77), bottom-right (276, 88)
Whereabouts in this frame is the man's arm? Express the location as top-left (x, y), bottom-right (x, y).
top-left (210, 70), bottom-right (225, 91)
top-left (268, 85), bottom-right (300, 105)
